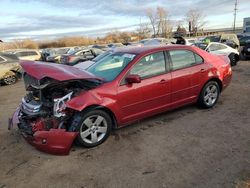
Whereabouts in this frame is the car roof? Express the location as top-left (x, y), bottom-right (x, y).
top-left (208, 42), bottom-right (226, 45)
top-left (112, 45), bottom-right (192, 55)
top-left (4, 49), bottom-right (39, 53)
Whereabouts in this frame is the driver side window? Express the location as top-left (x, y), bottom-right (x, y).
top-left (130, 52), bottom-right (166, 79)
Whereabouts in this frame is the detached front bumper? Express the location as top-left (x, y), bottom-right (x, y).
top-left (9, 107), bottom-right (78, 155)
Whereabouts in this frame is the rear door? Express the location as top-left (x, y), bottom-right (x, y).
top-left (168, 49), bottom-right (205, 106)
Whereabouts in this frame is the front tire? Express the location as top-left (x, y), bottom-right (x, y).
top-left (198, 81), bottom-right (220, 108)
top-left (74, 110), bottom-right (112, 148)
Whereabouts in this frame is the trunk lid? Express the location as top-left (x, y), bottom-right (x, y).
top-left (20, 60), bottom-right (102, 81)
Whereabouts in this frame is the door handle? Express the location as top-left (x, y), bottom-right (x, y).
top-left (159, 79), bottom-right (168, 84)
top-left (200, 68), bottom-right (206, 73)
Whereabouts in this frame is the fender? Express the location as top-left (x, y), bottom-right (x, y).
top-left (66, 90), bottom-right (103, 111)
top-left (66, 90), bottom-right (123, 125)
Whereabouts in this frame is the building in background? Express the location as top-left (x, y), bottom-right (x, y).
top-left (243, 17), bottom-right (250, 33)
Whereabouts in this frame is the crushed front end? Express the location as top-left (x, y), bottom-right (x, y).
top-left (9, 72), bottom-right (100, 155)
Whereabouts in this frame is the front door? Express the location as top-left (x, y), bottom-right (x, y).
top-left (117, 51), bottom-right (171, 124)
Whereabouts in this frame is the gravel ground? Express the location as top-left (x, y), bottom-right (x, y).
top-left (0, 60), bottom-right (249, 188)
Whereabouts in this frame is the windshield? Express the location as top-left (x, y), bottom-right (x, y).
top-left (87, 52), bottom-right (136, 82)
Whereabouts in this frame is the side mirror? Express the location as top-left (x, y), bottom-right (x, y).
top-left (126, 74), bottom-right (141, 84)
top-left (206, 48), bottom-right (210, 52)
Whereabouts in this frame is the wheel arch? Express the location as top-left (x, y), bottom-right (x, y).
top-left (203, 77), bottom-right (223, 92)
top-left (229, 52), bottom-right (239, 64)
top-left (229, 52), bottom-right (239, 61)
top-left (235, 53), bottom-right (240, 62)
top-left (80, 105), bottom-right (118, 129)
top-left (5, 70), bottom-right (16, 76)
top-left (9, 69), bottom-right (22, 78)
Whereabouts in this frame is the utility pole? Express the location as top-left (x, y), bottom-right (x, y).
top-left (233, 0), bottom-right (238, 32)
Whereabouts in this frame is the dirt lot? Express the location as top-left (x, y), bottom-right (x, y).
top-left (0, 61), bottom-right (249, 188)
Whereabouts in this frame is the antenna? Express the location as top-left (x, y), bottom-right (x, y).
top-left (233, 0), bottom-right (238, 32)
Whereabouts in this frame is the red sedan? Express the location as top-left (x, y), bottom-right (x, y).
top-left (9, 45), bottom-right (232, 155)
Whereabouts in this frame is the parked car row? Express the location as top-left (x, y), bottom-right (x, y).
top-left (1, 33), bottom-right (246, 87)
top-left (60, 48), bottom-right (104, 65)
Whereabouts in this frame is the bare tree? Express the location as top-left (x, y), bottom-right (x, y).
top-left (146, 7), bottom-right (172, 38)
top-left (146, 8), bottom-right (157, 37)
top-left (157, 7), bottom-right (172, 38)
top-left (185, 8), bottom-right (206, 35)
top-left (137, 20), bottom-right (151, 40)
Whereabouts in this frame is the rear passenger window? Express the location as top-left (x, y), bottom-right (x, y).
top-left (169, 50), bottom-right (202, 71)
top-left (194, 53), bottom-right (203, 64)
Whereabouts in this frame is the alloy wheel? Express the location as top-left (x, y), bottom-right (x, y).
top-left (203, 85), bottom-right (218, 106)
top-left (80, 115), bottom-right (108, 144)
top-left (4, 75), bottom-right (17, 85)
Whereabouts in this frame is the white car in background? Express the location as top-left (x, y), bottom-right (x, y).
top-left (205, 42), bottom-right (239, 66)
top-left (4, 49), bottom-right (41, 61)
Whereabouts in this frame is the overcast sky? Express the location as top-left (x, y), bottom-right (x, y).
top-left (0, 0), bottom-right (249, 41)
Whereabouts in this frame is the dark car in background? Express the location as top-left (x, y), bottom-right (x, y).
top-left (192, 41), bottom-right (208, 50)
top-left (46, 47), bottom-right (72, 63)
top-left (41, 48), bottom-right (56, 61)
top-left (0, 52), bottom-right (22, 85)
top-left (60, 48), bottom-right (104, 65)
top-left (107, 43), bottom-right (124, 48)
top-left (239, 36), bottom-right (250, 46)
top-left (241, 41), bottom-right (250, 59)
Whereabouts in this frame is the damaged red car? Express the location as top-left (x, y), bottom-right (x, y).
top-left (9, 45), bottom-right (232, 155)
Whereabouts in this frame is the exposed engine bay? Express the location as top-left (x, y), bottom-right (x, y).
top-left (11, 73), bottom-right (102, 155)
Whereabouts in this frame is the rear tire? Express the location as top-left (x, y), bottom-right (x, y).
top-left (72, 110), bottom-right (112, 148)
top-left (229, 53), bottom-right (237, 66)
top-left (198, 81), bottom-right (220, 108)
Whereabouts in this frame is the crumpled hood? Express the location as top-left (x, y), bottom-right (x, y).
top-left (20, 61), bottom-right (102, 81)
